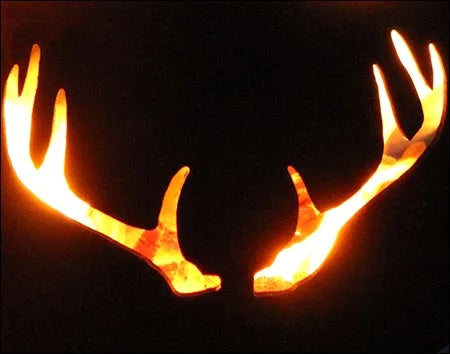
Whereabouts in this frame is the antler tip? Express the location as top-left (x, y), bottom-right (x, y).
top-left (390, 29), bottom-right (400, 39)
top-left (428, 43), bottom-right (440, 60)
top-left (180, 165), bottom-right (190, 177)
top-left (287, 165), bottom-right (296, 175)
top-left (372, 64), bottom-right (380, 74)
top-left (31, 43), bottom-right (41, 57)
top-left (8, 64), bottom-right (19, 80)
top-left (56, 88), bottom-right (66, 99)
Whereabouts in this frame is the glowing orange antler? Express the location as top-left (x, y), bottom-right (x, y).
top-left (253, 30), bottom-right (447, 295)
top-left (2, 44), bottom-right (221, 296)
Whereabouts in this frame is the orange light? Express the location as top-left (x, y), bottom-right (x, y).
top-left (3, 30), bottom-right (446, 298)
top-left (2, 44), bottom-right (221, 296)
top-left (254, 30), bottom-right (447, 295)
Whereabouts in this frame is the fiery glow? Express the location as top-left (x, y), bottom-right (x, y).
top-left (254, 30), bottom-right (447, 295)
top-left (2, 44), bottom-right (221, 296)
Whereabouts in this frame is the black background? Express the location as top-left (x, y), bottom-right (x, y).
top-left (1, 1), bottom-right (448, 352)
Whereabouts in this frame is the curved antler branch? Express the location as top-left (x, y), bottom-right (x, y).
top-left (3, 44), bottom-right (221, 296)
top-left (253, 30), bottom-right (447, 295)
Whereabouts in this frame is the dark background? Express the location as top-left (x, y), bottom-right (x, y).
top-left (1, 1), bottom-right (448, 352)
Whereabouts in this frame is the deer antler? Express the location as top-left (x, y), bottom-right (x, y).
top-left (3, 44), bottom-right (221, 296)
top-left (254, 30), bottom-right (447, 295)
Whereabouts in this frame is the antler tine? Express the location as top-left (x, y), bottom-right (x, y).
top-left (158, 166), bottom-right (190, 233)
top-left (391, 30), bottom-right (432, 101)
top-left (287, 166), bottom-right (322, 241)
top-left (3, 44), bottom-right (221, 296)
top-left (4, 45), bottom-right (42, 187)
top-left (40, 89), bottom-right (68, 179)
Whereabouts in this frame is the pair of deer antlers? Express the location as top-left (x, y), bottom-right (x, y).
top-left (3, 30), bottom-right (446, 297)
